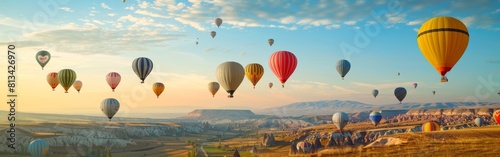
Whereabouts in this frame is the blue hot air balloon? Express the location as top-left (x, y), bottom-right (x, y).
top-left (28, 139), bottom-right (49, 157)
top-left (132, 57), bottom-right (153, 83)
top-left (336, 60), bottom-right (351, 80)
top-left (394, 87), bottom-right (407, 104)
top-left (369, 111), bottom-right (382, 126)
top-left (332, 112), bottom-right (349, 132)
top-left (475, 117), bottom-right (484, 127)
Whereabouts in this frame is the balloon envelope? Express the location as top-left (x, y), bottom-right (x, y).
top-left (73, 80), bottom-right (82, 93)
top-left (152, 82), bottom-right (165, 98)
top-left (372, 89), bottom-right (379, 98)
top-left (269, 82), bottom-right (273, 89)
top-left (332, 112), bottom-right (349, 132)
top-left (394, 87), bottom-right (407, 103)
top-left (336, 60), bottom-right (351, 80)
top-left (244, 63), bottom-right (264, 89)
top-left (57, 69), bottom-right (77, 93)
top-left (296, 141), bottom-right (312, 153)
top-left (47, 72), bottom-right (59, 91)
top-left (422, 121), bottom-right (440, 132)
top-left (269, 51), bottom-right (298, 87)
top-left (28, 139), bottom-right (49, 157)
top-left (101, 98), bottom-right (120, 121)
top-left (268, 39), bottom-right (274, 46)
top-left (215, 18), bottom-right (222, 27)
top-left (413, 83), bottom-right (418, 89)
top-left (493, 110), bottom-right (500, 125)
top-left (369, 111), bottom-right (382, 126)
top-left (475, 118), bottom-right (484, 127)
top-left (106, 72), bottom-right (121, 92)
top-left (36, 50), bottom-right (51, 70)
top-left (432, 91), bottom-right (436, 95)
top-left (417, 16), bottom-right (469, 82)
top-left (208, 82), bottom-right (220, 97)
top-left (210, 31), bottom-right (216, 38)
top-left (132, 57), bottom-right (153, 83)
top-left (216, 61), bottom-right (245, 98)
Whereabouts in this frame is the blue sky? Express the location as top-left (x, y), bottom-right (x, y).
top-left (0, 0), bottom-right (499, 115)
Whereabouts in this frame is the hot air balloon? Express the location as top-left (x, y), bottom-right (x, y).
top-left (152, 82), bottom-right (164, 98)
top-left (497, 91), bottom-right (499, 96)
top-left (422, 121), bottom-right (440, 132)
top-left (210, 31), bottom-right (216, 38)
top-left (132, 57), bottom-right (153, 83)
top-left (269, 82), bottom-right (273, 89)
top-left (215, 18), bottom-right (222, 27)
top-left (208, 82), bottom-right (220, 97)
top-left (46, 72), bottom-right (59, 91)
top-left (493, 110), bottom-right (500, 125)
top-left (336, 59), bottom-right (351, 80)
top-left (57, 69), bottom-right (77, 93)
top-left (28, 139), bottom-right (49, 157)
top-left (394, 87), bottom-right (407, 104)
top-left (106, 72), bottom-right (121, 92)
top-left (296, 141), bottom-right (312, 153)
top-left (101, 98), bottom-right (120, 121)
top-left (432, 91), bottom-right (436, 95)
top-left (398, 72), bottom-right (400, 76)
top-left (417, 16), bottom-right (469, 82)
top-left (369, 111), bottom-right (382, 126)
top-left (244, 63), bottom-right (264, 89)
top-left (196, 41), bottom-right (199, 45)
top-left (413, 83), bottom-right (418, 89)
top-left (372, 89), bottom-right (379, 98)
top-left (269, 51), bottom-right (298, 88)
top-left (73, 80), bottom-right (82, 93)
top-left (36, 50), bottom-right (51, 70)
top-left (123, 0), bottom-right (125, 2)
top-left (216, 61), bottom-right (245, 98)
top-left (268, 39), bottom-right (274, 46)
top-left (332, 112), bottom-right (349, 132)
top-left (475, 117), bottom-right (484, 127)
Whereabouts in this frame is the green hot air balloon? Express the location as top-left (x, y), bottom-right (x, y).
top-left (36, 50), bottom-right (51, 70)
top-left (57, 69), bottom-right (77, 93)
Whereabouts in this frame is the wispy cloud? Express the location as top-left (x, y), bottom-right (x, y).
top-left (60, 7), bottom-right (73, 12)
top-left (101, 3), bottom-right (112, 10)
top-left (487, 60), bottom-right (500, 64)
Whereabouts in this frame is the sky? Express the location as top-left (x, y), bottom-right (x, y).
top-left (0, 0), bottom-right (499, 117)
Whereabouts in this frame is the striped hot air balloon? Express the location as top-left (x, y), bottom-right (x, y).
top-left (417, 16), bottom-right (469, 82)
top-left (244, 63), bottom-right (264, 89)
top-left (46, 72), bottom-right (59, 91)
top-left (332, 112), bottom-right (349, 132)
top-left (216, 61), bottom-right (245, 98)
top-left (369, 111), bottom-right (382, 127)
top-left (394, 87), bottom-right (407, 104)
top-left (152, 82), bottom-right (165, 98)
top-left (132, 57), bottom-right (153, 83)
top-left (106, 72), bottom-right (121, 92)
top-left (269, 51), bottom-right (298, 88)
top-left (336, 59), bottom-right (351, 80)
top-left (28, 139), bottom-right (49, 157)
top-left (422, 121), bottom-right (440, 132)
top-left (101, 98), bottom-right (120, 121)
top-left (57, 69), bottom-right (77, 93)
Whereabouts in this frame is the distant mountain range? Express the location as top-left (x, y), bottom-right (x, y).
top-left (255, 100), bottom-right (500, 116)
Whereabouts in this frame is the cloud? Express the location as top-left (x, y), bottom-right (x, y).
top-left (101, 3), bottom-right (112, 10)
top-left (60, 7), bottom-right (73, 12)
top-left (92, 20), bottom-right (105, 25)
top-left (344, 20), bottom-right (357, 25)
top-left (108, 13), bottom-right (116, 17)
top-left (487, 60), bottom-right (500, 64)
top-left (280, 16), bottom-right (296, 24)
top-left (460, 16), bottom-right (475, 27)
top-left (135, 10), bottom-right (170, 19)
top-left (125, 6), bottom-right (134, 10)
top-left (352, 82), bottom-right (418, 89)
top-left (492, 9), bottom-right (500, 14)
top-left (332, 85), bottom-right (360, 94)
top-left (118, 15), bottom-right (169, 28)
top-left (406, 20), bottom-right (422, 26)
top-left (139, 1), bottom-right (149, 9)
top-left (12, 25), bottom-right (185, 55)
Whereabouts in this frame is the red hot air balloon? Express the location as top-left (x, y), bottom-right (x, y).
top-left (493, 110), bottom-right (500, 125)
top-left (106, 72), bottom-right (121, 92)
top-left (269, 51), bottom-right (298, 88)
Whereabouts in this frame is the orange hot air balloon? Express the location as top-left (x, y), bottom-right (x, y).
top-left (152, 82), bottom-right (165, 98)
top-left (47, 72), bottom-right (59, 91)
top-left (417, 16), bottom-right (469, 82)
top-left (244, 63), bottom-right (264, 89)
top-left (493, 110), bottom-right (500, 125)
top-left (422, 121), bottom-right (440, 132)
top-left (73, 80), bottom-right (82, 93)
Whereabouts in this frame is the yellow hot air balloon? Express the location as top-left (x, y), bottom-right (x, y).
top-left (417, 16), bottom-right (469, 82)
top-left (244, 63), bottom-right (264, 89)
top-left (208, 82), bottom-right (220, 97)
top-left (152, 82), bottom-right (164, 98)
